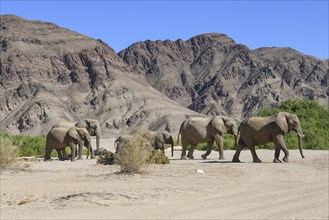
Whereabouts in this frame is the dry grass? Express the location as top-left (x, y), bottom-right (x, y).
top-left (0, 137), bottom-right (19, 171)
top-left (115, 132), bottom-right (152, 173)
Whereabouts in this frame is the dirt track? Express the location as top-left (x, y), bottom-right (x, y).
top-left (1, 139), bottom-right (328, 219)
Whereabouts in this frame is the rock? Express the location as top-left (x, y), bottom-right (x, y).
top-left (196, 169), bottom-right (205, 175)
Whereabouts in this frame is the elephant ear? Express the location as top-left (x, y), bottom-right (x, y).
top-left (68, 127), bottom-right (80, 141)
top-left (275, 112), bottom-right (289, 134)
top-left (211, 116), bottom-right (227, 133)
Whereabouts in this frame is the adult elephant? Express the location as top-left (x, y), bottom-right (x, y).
top-left (177, 116), bottom-right (238, 160)
top-left (53, 119), bottom-right (101, 154)
top-left (114, 131), bottom-right (174, 156)
top-left (232, 112), bottom-right (305, 163)
top-left (44, 127), bottom-right (95, 162)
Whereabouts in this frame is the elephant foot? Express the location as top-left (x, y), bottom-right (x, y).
top-left (91, 155), bottom-right (96, 159)
top-left (218, 156), bottom-right (225, 160)
top-left (181, 155), bottom-right (187, 160)
top-left (253, 159), bottom-right (262, 163)
top-left (273, 158), bottom-right (282, 163)
top-left (187, 155), bottom-right (194, 159)
top-left (201, 154), bottom-right (208, 160)
top-left (232, 158), bottom-right (241, 163)
top-left (77, 157), bottom-right (83, 160)
top-left (282, 157), bottom-right (289, 162)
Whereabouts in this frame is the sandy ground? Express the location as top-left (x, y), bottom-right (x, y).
top-left (1, 138), bottom-right (328, 220)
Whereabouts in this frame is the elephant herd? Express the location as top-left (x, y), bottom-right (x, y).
top-left (44, 112), bottom-right (305, 163)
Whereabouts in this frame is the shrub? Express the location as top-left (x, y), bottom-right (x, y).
top-left (115, 133), bottom-right (151, 173)
top-left (97, 150), bottom-right (116, 165)
top-left (255, 98), bottom-right (329, 150)
top-left (0, 132), bottom-right (48, 157)
top-left (0, 137), bottom-right (19, 170)
top-left (147, 150), bottom-right (170, 164)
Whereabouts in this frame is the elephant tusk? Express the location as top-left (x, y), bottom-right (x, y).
top-left (297, 133), bottom-right (304, 138)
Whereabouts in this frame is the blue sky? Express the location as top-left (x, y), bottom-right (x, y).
top-left (1, 1), bottom-right (328, 59)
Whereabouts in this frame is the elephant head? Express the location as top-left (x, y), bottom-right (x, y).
top-left (76, 119), bottom-right (101, 155)
top-left (68, 127), bottom-right (94, 159)
top-left (160, 131), bottom-right (174, 157)
top-left (275, 112), bottom-right (304, 158)
top-left (211, 116), bottom-right (238, 147)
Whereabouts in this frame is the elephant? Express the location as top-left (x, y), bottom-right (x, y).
top-left (114, 135), bottom-right (132, 153)
top-left (232, 112), bottom-right (305, 163)
top-left (52, 119), bottom-right (101, 155)
top-left (150, 131), bottom-right (174, 156)
top-left (114, 131), bottom-right (174, 156)
top-left (44, 127), bottom-right (95, 162)
top-left (177, 116), bottom-right (238, 160)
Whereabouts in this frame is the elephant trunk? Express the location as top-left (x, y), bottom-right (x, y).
top-left (296, 124), bottom-right (305, 158)
top-left (96, 129), bottom-right (101, 155)
top-left (168, 136), bottom-right (174, 157)
top-left (297, 133), bottom-right (305, 158)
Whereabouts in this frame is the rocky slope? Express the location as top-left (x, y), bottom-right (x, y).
top-left (1, 15), bottom-right (328, 137)
top-left (119, 34), bottom-right (329, 118)
top-left (0, 15), bottom-right (200, 137)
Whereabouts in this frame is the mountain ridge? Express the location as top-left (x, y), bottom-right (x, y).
top-left (1, 15), bottom-right (328, 137)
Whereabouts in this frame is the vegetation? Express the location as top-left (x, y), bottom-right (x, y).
top-left (97, 130), bottom-right (170, 169)
top-left (115, 133), bottom-right (152, 173)
top-left (0, 136), bottom-right (19, 170)
top-left (147, 150), bottom-right (170, 164)
top-left (97, 151), bottom-right (116, 165)
top-left (0, 132), bottom-right (49, 157)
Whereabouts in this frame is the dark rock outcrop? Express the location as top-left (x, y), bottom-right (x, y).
top-left (119, 34), bottom-right (329, 118)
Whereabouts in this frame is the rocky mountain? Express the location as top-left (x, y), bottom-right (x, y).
top-left (0, 15), bottom-right (200, 137)
top-left (1, 15), bottom-right (328, 137)
top-left (119, 34), bottom-right (329, 118)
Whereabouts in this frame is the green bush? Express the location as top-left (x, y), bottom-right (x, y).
top-left (0, 137), bottom-right (19, 170)
top-left (97, 151), bottom-right (116, 165)
top-left (0, 132), bottom-right (49, 157)
top-left (147, 150), bottom-right (170, 164)
top-left (255, 98), bottom-right (329, 150)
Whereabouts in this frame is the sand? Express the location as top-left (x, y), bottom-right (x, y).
top-left (1, 138), bottom-right (328, 219)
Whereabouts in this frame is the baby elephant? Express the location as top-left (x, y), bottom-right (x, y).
top-left (44, 127), bottom-right (95, 162)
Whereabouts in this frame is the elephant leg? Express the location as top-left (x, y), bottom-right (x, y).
top-left (77, 143), bottom-right (83, 160)
top-left (180, 139), bottom-right (188, 160)
top-left (215, 135), bottom-right (225, 160)
top-left (90, 146), bottom-right (95, 159)
top-left (274, 135), bottom-right (289, 162)
top-left (69, 143), bottom-right (77, 162)
top-left (201, 141), bottom-right (214, 159)
top-left (56, 149), bottom-right (64, 161)
top-left (249, 145), bottom-right (262, 163)
top-left (273, 147), bottom-right (282, 163)
top-left (44, 147), bottom-right (52, 161)
top-left (232, 139), bottom-right (245, 162)
top-left (61, 148), bottom-right (70, 160)
top-left (187, 144), bottom-right (196, 159)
